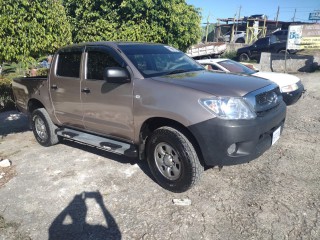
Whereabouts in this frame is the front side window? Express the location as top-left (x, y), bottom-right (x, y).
top-left (86, 48), bottom-right (123, 80)
top-left (56, 51), bottom-right (82, 78)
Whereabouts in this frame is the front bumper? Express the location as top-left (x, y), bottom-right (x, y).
top-left (282, 84), bottom-right (305, 105)
top-left (188, 101), bottom-right (286, 167)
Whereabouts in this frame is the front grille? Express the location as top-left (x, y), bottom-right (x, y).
top-left (256, 104), bottom-right (280, 117)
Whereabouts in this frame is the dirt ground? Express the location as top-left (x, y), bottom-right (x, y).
top-left (0, 71), bottom-right (320, 240)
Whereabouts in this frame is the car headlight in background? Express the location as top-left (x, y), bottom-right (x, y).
top-left (281, 83), bottom-right (299, 93)
top-left (200, 97), bottom-right (256, 120)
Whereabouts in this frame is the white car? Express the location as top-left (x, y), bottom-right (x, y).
top-left (223, 31), bottom-right (246, 43)
top-left (197, 58), bottom-right (304, 105)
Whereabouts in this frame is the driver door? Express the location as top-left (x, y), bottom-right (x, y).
top-left (81, 46), bottom-right (134, 141)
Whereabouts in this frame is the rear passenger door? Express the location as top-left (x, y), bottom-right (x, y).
top-left (49, 47), bottom-right (85, 128)
top-left (81, 46), bottom-right (134, 141)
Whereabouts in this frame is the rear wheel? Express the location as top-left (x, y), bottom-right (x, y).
top-left (31, 108), bottom-right (59, 147)
top-left (147, 126), bottom-right (203, 192)
top-left (239, 53), bottom-right (250, 62)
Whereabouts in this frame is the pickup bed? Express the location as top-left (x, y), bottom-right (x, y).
top-left (12, 42), bottom-right (286, 192)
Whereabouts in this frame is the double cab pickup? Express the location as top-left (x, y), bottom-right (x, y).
top-left (12, 42), bottom-right (286, 192)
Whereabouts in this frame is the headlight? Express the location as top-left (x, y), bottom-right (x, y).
top-left (281, 83), bottom-right (299, 93)
top-left (199, 97), bottom-right (256, 119)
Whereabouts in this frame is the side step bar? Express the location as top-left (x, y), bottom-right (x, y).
top-left (56, 128), bottom-right (138, 158)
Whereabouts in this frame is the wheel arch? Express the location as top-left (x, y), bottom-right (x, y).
top-left (28, 98), bottom-right (45, 114)
top-left (138, 117), bottom-right (204, 165)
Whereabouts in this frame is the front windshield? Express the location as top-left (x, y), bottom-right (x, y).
top-left (118, 44), bottom-right (204, 77)
top-left (218, 60), bottom-right (256, 75)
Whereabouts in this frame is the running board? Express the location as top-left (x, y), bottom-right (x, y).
top-left (56, 128), bottom-right (138, 158)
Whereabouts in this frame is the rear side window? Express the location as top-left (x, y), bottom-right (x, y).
top-left (56, 51), bottom-right (82, 78)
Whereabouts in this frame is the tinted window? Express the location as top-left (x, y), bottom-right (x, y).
top-left (87, 50), bottom-right (122, 80)
top-left (57, 51), bottom-right (82, 78)
top-left (273, 30), bottom-right (287, 36)
top-left (202, 64), bottom-right (222, 71)
top-left (255, 38), bottom-right (269, 46)
top-left (219, 60), bottom-right (256, 75)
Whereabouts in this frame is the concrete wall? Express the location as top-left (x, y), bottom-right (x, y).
top-left (225, 43), bottom-right (247, 53)
top-left (260, 52), bottom-right (320, 73)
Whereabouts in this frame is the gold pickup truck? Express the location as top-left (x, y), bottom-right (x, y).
top-left (12, 42), bottom-right (286, 192)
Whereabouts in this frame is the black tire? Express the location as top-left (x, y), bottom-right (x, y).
top-left (147, 126), bottom-right (204, 193)
top-left (239, 53), bottom-right (250, 62)
top-left (31, 108), bottom-right (59, 147)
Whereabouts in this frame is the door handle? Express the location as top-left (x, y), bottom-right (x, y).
top-left (81, 88), bottom-right (91, 94)
top-left (51, 85), bottom-right (58, 90)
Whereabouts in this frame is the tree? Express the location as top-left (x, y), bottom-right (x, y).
top-left (0, 0), bottom-right (72, 63)
top-left (63, 0), bottom-right (120, 43)
top-left (64, 0), bottom-right (201, 51)
top-left (118, 0), bottom-right (202, 51)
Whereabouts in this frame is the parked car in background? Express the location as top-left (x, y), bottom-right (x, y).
top-left (223, 31), bottom-right (246, 43)
top-left (197, 58), bottom-right (305, 105)
top-left (236, 35), bottom-right (297, 62)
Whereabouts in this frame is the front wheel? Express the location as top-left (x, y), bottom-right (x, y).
top-left (239, 53), bottom-right (250, 62)
top-left (31, 108), bottom-right (59, 147)
top-left (147, 127), bottom-right (204, 192)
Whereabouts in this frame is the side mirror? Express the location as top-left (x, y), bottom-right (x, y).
top-left (103, 67), bottom-right (130, 83)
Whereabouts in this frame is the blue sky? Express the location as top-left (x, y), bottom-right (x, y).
top-left (186, 0), bottom-right (320, 24)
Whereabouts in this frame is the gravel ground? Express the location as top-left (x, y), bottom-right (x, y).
top-left (0, 71), bottom-right (319, 240)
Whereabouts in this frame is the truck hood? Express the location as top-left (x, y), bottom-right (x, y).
top-left (237, 46), bottom-right (250, 53)
top-left (152, 70), bottom-right (273, 97)
top-left (252, 71), bottom-right (300, 88)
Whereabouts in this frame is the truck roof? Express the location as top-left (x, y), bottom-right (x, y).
top-left (58, 41), bottom-right (165, 51)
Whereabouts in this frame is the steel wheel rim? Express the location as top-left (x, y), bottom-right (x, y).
top-left (35, 117), bottom-right (47, 140)
top-left (154, 142), bottom-right (181, 180)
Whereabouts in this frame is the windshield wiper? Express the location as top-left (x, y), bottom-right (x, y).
top-left (166, 69), bottom-right (189, 75)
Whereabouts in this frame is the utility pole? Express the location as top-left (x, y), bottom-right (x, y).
top-left (235, 5), bottom-right (242, 33)
top-left (205, 14), bottom-right (210, 43)
top-left (292, 8), bottom-right (296, 22)
top-left (231, 13), bottom-right (236, 42)
top-left (275, 6), bottom-right (280, 27)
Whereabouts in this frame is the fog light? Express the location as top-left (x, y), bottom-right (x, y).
top-left (227, 143), bottom-right (237, 155)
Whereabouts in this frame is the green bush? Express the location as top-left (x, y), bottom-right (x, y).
top-left (36, 68), bottom-right (49, 76)
top-left (221, 50), bottom-right (237, 60)
top-left (0, 77), bottom-right (15, 112)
